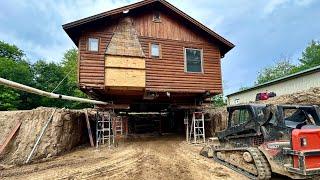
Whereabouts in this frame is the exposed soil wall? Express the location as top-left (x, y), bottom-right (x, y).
top-left (0, 107), bottom-right (90, 165)
top-left (204, 107), bottom-right (228, 136)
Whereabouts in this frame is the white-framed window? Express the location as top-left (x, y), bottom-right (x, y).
top-left (151, 43), bottom-right (160, 58)
top-left (184, 48), bottom-right (203, 73)
top-left (88, 38), bottom-right (99, 52)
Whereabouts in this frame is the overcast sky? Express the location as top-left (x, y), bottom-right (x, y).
top-left (0, 0), bottom-right (319, 95)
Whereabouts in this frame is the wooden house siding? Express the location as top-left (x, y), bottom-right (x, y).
top-left (78, 28), bottom-right (114, 88)
top-left (78, 11), bottom-right (223, 94)
top-left (134, 11), bottom-right (205, 43)
top-left (60, 0), bottom-right (236, 106)
top-left (79, 12), bottom-right (222, 93)
top-left (135, 11), bottom-right (223, 93)
top-left (139, 37), bottom-right (222, 93)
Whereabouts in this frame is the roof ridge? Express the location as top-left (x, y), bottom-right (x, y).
top-left (63, 0), bottom-right (234, 55)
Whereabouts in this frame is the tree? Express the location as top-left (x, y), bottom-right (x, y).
top-left (0, 41), bottom-right (24, 61)
top-left (255, 59), bottom-right (296, 85)
top-left (60, 48), bottom-right (90, 109)
top-left (0, 41), bottom-right (34, 110)
top-left (0, 40), bottom-right (92, 110)
top-left (298, 40), bottom-right (320, 69)
top-left (212, 94), bottom-right (226, 107)
top-left (32, 60), bottom-right (68, 108)
top-left (61, 48), bottom-right (78, 83)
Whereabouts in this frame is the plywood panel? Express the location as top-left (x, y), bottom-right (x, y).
top-left (105, 68), bottom-right (145, 87)
top-left (105, 56), bottom-right (145, 69)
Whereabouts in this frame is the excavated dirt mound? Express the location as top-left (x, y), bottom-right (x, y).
top-left (0, 107), bottom-right (94, 166)
top-left (204, 107), bottom-right (228, 136)
top-left (261, 87), bottom-right (320, 105)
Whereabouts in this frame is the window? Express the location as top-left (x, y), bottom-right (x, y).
top-left (88, 38), bottom-right (99, 51)
top-left (153, 11), bottom-right (161, 22)
top-left (185, 48), bottom-right (203, 72)
top-left (151, 43), bottom-right (160, 58)
top-left (230, 109), bottom-right (251, 126)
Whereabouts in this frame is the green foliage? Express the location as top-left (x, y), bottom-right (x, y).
top-left (0, 40), bottom-right (91, 110)
top-left (255, 40), bottom-right (320, 86)
top-left (298, 40), bottom-right (320, 69)
top-left (0, 41), bottom-right (24, 61)
top-left (0, 41), bottom-right (34, 110)
top-left (61, 48), bottom-right (78, 83)
top-left (212, 94), bottom-right (226, 107)
top-left (255, 59), bottom-right (296, 85)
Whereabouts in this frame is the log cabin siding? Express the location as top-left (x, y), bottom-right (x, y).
top-left (139, 36), bottom-right (222, 93)
top-left (77, 9), bottom-right (223, 95)
top-left (134, 11), bottom-right (206, 43)
top-left (78, 29), bottom-right (114, 87)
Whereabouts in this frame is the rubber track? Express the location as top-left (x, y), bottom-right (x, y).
top-left (212, 147), bottom-right (271, 180)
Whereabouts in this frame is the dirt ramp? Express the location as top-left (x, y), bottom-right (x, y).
top-left (0, 107), bottom-right (88, 165)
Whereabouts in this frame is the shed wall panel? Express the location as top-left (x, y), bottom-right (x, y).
top-left (227, 72), bottom-right (320, 105)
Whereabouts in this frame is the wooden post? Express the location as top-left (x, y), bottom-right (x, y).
top-left (184, 111), bottom-right (189, 142)
top-left (85, 110), bottom-right (94, 147)
top-left (0, 121), bottom-right (21, 154)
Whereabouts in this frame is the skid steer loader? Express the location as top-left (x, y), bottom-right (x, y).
top-left (201, 104), bottom-right (320, 179)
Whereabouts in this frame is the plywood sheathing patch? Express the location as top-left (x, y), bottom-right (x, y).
top-left (105, 17), bottom-right (145, 57)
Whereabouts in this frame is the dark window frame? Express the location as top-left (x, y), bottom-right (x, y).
top-left (184, 47), bottom-right (203, 73)
top-left (152, 11), bottom-right (161, 22)
top-left (150, 43), bottom-right (161, 59)
top-left (88, 37), bottom-right (99, 52)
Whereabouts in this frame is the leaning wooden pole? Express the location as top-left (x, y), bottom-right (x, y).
top-left (0, 77), bottom-right (107, 105)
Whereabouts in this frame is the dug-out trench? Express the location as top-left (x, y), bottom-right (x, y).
top-left (0, 107), bottom-right (223, 166)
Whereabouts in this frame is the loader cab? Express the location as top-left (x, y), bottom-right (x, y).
top-left (217, 104), bottom-right (270, 141)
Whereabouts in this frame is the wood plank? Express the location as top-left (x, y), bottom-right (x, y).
top-left (0, 121), bottom-right (21, 154)
top-left (85, 110), bottom-right (94, 147)
top-left (105, 68), bottom-right (145, 87)
top-left (105, 56), bottom-right (145, 69)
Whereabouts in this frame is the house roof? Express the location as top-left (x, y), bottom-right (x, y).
top-left (226, 65), bottom-right (320, 97)
top-left (62, 0), bottom-right (235, 56)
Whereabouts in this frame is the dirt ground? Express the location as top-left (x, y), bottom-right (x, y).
top-left (0, 136), bottom-right (245, 180)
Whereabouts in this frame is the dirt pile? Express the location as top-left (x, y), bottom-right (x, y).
top-left (0, 107), bottom-right (91, 165)
top-left (204, 107), bottom-right (228, 136)
top-left (261, 87), bottom-right (320, 105)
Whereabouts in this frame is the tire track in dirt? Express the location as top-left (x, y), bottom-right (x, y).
top-left (1, 136), bottom-right (246, 180)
